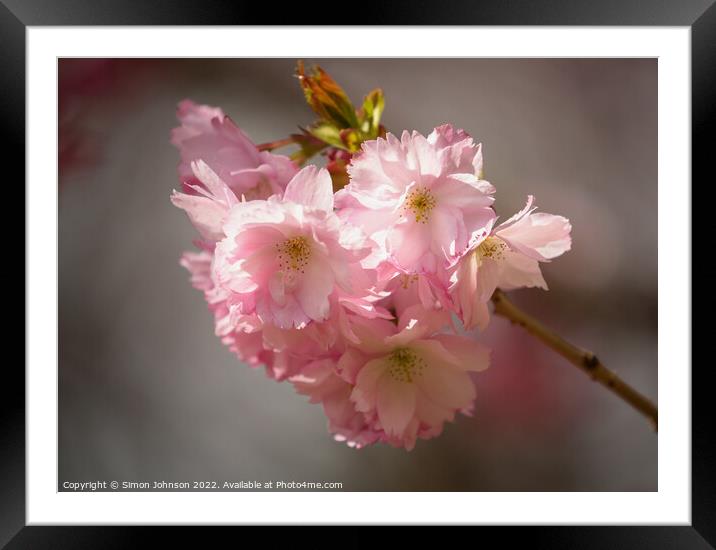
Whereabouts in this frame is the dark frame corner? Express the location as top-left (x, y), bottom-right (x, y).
top-left (6, 0), bottom-right (709, 547)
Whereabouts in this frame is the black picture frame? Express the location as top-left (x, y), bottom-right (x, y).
top-left (5, 0), bottom-right (707, 547)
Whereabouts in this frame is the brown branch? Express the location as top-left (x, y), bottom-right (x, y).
top-left (491, 289), bottom-right (658, 432)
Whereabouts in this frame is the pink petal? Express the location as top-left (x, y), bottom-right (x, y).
top-left (336, 348), bottom-right (367, 384)
top-left (171, 190), bottom-right (227, 242)
top-left (408, 133), bottom-right (441, 178)
top-left (295, 258), bottom-right (334, 322)
top-left (496, 197), bottom-right (572, 261)
top-left (475, 256), bottom-right (504, 303)
top-left (258, 292), bottom-right (310, 329)
top-left (268, 272), bottom-right (286, 306)
top-left (348, 317), bottom-right (396, 355)
top-left (240, 244), bottom-right (280, 285)
top-left (376, 373), bottom-right (417, 437)
top-left (432, 334), bottom-right (490, 372)
top-left (387, 220), bottom-right (431, 271)
top-left (283, 165), bottom-right (334, 212)
top-left (416, 359), bottom-right (476, 410)
top-left (415, 387), bottom-right (455, 427)
top-left (499, 250), bottom-right (548, 290)
top-left (429, 207), bottom-right (460, 259)
top-left (471, 300), bottom-right (491, 331)
top-left (410, 338), bottom-right (461, 369)
top-left (190, 160), bottom-right (237, 207)
top-left (222, 200), bottom-right (286, 237)
top-left (452, 253), bottom-right (482, 329)
top-left (179, 251), bottom-right (213, 291)
top-left (170, 100), bottom-right (224, 146)
top-left (231, 225), bottom-right (284, 258)
top-left (352, 357), bottom-right (390, 411)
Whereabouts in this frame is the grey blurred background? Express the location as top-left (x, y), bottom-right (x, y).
top-left (58, 58), bottom-right (657, 491)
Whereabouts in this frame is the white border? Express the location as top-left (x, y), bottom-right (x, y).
top-left (27, 27), bottom-right (690, 525)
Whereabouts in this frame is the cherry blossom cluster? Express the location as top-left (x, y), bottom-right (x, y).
top-left (171, 100), bottom-right (571, 450)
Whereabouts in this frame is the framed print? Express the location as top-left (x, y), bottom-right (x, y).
top-left (7, 0), bottom-right (708, 546)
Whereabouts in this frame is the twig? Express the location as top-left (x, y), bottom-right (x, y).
top-left (491, 289), bottom-right (658, 432)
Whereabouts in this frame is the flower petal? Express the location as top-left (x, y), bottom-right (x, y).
top-left (496, 197), bottom-right (572, 261)
top-left (376, 373), bottom-right (417, 437)
top-left (295, 258), bottom-right (335, 322)
top-left (352, 357), bottom-right (390, 411)
top-left (417, 360), bottom-right (476, 410)
top-left (171, 190), bottom-right (227, 242)
top-left (387, 219), bottom-right (431, 271)
top-left (499, 250), bottom-right (548, 290)
top-left (432, 334), bottom-right (490, 372)
top-left (475, 256), bottom-right (504, 303)
top-left (283, 165), bottom-right (334, 212)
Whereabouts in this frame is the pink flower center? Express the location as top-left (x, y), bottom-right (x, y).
top-left (403, 187), bottom-right (436, 224)
top-left (476, 236), bottom-right (507, 260)
top-left (387, 348), bottom-right (426, 383)
top-left (275, 236), bottom-right (312, 273)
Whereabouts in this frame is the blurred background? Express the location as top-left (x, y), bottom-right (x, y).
top-left (58, 58), bottom-right (657, 491)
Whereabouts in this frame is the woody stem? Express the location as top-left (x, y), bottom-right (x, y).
top-left (490, 289), bottom-right (658, 432)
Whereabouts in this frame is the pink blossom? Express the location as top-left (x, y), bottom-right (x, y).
top-left (179, 250), bottom-right (268, 368)
top-left (172, 99), bottom-right (575, 450)
top-left (452, 195), bottom-right (572, 329)
top-left (171, 100), bottom-right (298, 200)
top-left (379, 266), bottom-right (453, 318)
top-left (336, 125), bottom-right (496, 274)
top-left (212, 166), bottom-right (376, 330)
top-left (180, 249), bottom-right (338, 381)
top-left (340, 307), bottom-right (490, 450)
top-left (171, 160), bottom-right (239, 243)
top-left (291, 358), bottom-right (382, 448)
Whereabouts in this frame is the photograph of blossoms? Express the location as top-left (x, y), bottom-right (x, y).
top-left (59, 58), bottom-right (657, 491)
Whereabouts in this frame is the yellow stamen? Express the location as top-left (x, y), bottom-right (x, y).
top-left (475, 236), bottom-right (507, 261)
top-left (275, 236), bottom-right (311, 273)
top-left (399, 274), bottom-right (419, 290)
top-left (403, 188), bottom-right (436, 224)
top-left (387, 348), bottom-right (425, 383)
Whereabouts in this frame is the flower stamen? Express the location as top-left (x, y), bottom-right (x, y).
top-left (475, 236), bottom-right (507, 261)
top-left (275, 236), bottom-right (311, 273)
top-left (387, 348), bottom-right (425, 383)
top-left (403, 188), bottom-right (436, 224)
top-left (399, 274), bottom-right (419, 290)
